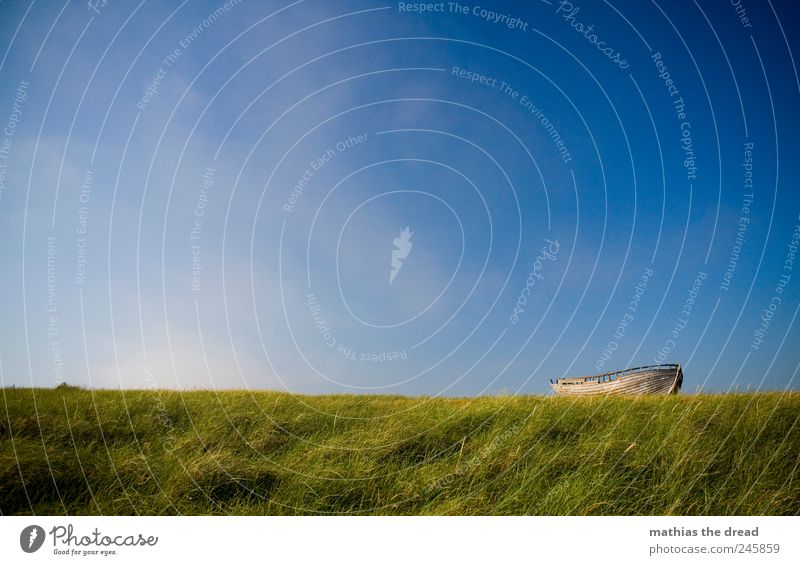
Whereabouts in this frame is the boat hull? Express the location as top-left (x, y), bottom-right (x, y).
top-left (550, 364), bottom-right (683, 396)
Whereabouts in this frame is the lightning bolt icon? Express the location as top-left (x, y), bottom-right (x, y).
top-left (29, 527), bottom-right (38, 549)
top-left (390, 227), bottom-right (413, 285)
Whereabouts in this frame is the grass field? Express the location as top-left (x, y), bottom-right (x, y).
top-left (1, 387), bottom-right (798, 515)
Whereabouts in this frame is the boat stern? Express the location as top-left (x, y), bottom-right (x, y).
top-left (669, 365), bottom-right (683, 394)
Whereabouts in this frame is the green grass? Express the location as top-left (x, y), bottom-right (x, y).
top-left (1, 388), bottom-right (798, 515)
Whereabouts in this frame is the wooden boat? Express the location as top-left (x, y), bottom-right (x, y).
top-left (550, 364), bottom-right (683, 396)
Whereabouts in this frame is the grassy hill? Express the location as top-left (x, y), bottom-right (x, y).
top-left (1, 387), bottom-right (798, 515)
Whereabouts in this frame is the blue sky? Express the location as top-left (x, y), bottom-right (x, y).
top-left (0, 0), bottom-right (798, 395)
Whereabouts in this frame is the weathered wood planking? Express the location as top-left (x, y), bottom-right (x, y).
top-left (549, 364), bottom-right (683, 396)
